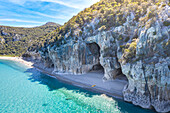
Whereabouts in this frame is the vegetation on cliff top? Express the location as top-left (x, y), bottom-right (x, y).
top-left (38, 0), bottom-right (169, 49)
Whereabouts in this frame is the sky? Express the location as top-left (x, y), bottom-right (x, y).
top-left (0, 0), bottom-right (100, 27)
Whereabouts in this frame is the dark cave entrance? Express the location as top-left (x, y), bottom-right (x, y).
top-left (115, 68), bottom-right (128, 81)
top-left (87, 42), bottom-right (104, 73)
top-left (86, 42), bottom-right (128, 93)
top-left (86, 42), bottom-right (128, 82)
top-left (51, 64), bottom-right (54, 68)
top-left (91, 63), bottom-right (104, 73)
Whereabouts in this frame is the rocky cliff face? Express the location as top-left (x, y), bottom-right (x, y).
top-left (30, 0), bottom-right (170, 112)
top-left (46, 32), bottom-right (121, 80)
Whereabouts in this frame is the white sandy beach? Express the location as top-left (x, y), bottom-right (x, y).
top-left (0, 57), bottom-right (34, 68)
top-left (56, 71), bottom-right (128, 99)
top-left (0, 56), bottom-right (128, 99)
top-left (35, 64), bottom-right (128, 99)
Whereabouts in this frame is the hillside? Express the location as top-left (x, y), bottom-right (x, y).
top-left (0, 22), bottom-right (60, 56)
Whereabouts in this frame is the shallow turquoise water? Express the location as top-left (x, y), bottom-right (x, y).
top-left (0, 60), bottom-right (156, 113)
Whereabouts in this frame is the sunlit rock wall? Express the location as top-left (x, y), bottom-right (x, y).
top-left (38, 4), bottom-right (170, 113)
top-left (47, 31), bottom-right (121, 80)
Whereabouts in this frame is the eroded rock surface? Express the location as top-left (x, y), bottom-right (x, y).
top-left (39, 27), bottom-right (169, 112)
top-left (30, 1), bottom-right (170, 112)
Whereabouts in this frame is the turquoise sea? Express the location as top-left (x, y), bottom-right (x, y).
top-left (0, 59), bottom-right (156, 113)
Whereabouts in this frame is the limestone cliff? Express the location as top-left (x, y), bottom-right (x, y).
top-left (28, 0), bottom-right (169, 112)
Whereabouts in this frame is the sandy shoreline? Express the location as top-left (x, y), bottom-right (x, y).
top-left (0, 56), bottom-right (127, 99)
top-left (35, 65), bottom-right (127, 99)
top-left (0, 57), bottom-right (34, 68)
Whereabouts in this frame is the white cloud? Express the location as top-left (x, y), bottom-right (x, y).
top-left (14, 24), bottom-right (39, 28)
top-left (0, 19), bottom-right (44, 24)
top-left (41, 0), bottom-right (80, 9)
top-left (41, 0), bottom-right (100, 9)
top-left (32, 11), bottom-right (67, 19)
top-left (7, 0), bottom-right (100, 9)
top-left (8, 0), bottom-right (35, 5)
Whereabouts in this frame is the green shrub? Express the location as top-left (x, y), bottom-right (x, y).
top-left (163, 21), bottom-right (170, 26)
top-left (79, 31), bottom-right (83, 36)
top-left (118, 35), bottom-right (123, 40)
top-left (100, 8), bottom-right (104, 13)
top-left (125, 37), bottom-right (130, 42)
top-left (123, 40), bottom-right (137, 62)
top-left (153, 31), bottom-right (157, 35)
top-left (156, 2), bottom-right (160, 6)
top-left (147, 11), bottom-right (154, 19)
top-left (161, 4), bottom-right (166, 7)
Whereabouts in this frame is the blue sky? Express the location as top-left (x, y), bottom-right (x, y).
top-left (0, 0), bottom-right (100, 27)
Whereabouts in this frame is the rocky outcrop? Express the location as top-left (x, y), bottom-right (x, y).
top-left (13, 34), bottom-right (22, 41)
top-left (35, 1), bottom-right (170, 113)
top-left (1, 31), bottom-right (8, 36)
top-left (121, 6), bottom-right (170, 112)
top-left (0, 38), bottom-right (5, 43)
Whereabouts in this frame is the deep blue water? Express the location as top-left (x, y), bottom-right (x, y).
top-left (0, 59), bottom-right (156, 113)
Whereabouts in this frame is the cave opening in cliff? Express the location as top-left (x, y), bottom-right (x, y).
top-left (51, 64), bottom-right (54, 68)
top-left (91, 63), bottom-right (104, 73)
top-left (115, 68), bottom-right (128, 82)
top-left (87, 42), bottom-right (104, 73)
